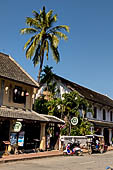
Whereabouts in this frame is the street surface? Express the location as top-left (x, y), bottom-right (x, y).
top-left (1, 151), bottom-right (113, 170)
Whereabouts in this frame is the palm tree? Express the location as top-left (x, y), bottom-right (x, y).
top-left (20, 6), bottom-right (69, 82)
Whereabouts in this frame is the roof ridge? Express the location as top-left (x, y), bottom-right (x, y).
top-left (40, 114), bottom-right (65, 123)
top-left (54, 74), bottom-right (113, 101)
top-left (8, 55), bottom-right (39, 87)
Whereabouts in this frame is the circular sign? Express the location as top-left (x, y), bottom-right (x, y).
top-left (71, 117), bottom-right (78, 125)
top-left (13, 122), bottom-right (22, 132)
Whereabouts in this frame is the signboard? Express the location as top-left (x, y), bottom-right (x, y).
top-left (10, 133), bottom-right (17, 145)
top-left (46, 135), bottom-right (50, 149)
top-left (71, 117), bottom-right (78, 125)
top-left (18, 131), bottom-right (25, 147)
top-left (13, 121), bottom-right (22, 132)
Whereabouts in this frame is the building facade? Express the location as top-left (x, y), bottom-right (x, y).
top-left (0, 53), bottom-right (64, 153)
top-left (38, 74), bottom-right (113, 145)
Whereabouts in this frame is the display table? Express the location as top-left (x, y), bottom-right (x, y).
top-left (33, 139), bottom-right (40, 152)
top-left (3, 141), bottom-right (10, 156)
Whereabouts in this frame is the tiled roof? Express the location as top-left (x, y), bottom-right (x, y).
top-left (0, 106), bottom-right (65, 124)
top-left (0, 106), bottom-right (47, 121)
top-left (0, 52), bottom-right (38, 87)
top-left (53, 74), bottom-right (113, 108)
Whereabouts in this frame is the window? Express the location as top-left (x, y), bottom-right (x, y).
top-left (93, 107), bottom-right (97, 119)
top-left (103, 109), bottom-right (106, 120)
top-left (110, 111), bottom-right (112, 122)
top-left (13, 86), bottom-right (26, 104)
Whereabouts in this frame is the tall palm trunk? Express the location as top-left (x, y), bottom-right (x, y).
top-left (37, 52), bottom-right (44, 83)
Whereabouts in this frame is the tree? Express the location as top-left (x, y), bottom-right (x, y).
top-left (20, 6), bottom-right (69, 82)
top-left (58, 91), bottom-right (93, 135)
top-left (40, 65), bottom-right (59, 98)
top-left (33, 95), bottom-right (48, 114)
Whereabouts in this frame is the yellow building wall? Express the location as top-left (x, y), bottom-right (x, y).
top-left (1, 78), bottom-right (35, 110)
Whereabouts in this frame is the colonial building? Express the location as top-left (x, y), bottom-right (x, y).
top-left (38, 74), bottom-right (113, 145)
top-left (0, 52), bottom-right (64, 153)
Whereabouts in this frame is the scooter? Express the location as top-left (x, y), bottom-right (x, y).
top-left (63, 142), bottom-right (83, 156)
top-left (106, 166), bottom-right (113, 170)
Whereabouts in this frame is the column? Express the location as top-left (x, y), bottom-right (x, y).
top-left (101, 128), bottom-right (104, 136)
top-left (40, 123), bottom-right (46, 151)
top-left (0, 80), bottom-right (4, 106)
top-left (109, 128), bottom-right (112, 145)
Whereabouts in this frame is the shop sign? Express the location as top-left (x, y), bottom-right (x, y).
top-left (18, 131), bottom-right (25, 147)
top-left (13, 121), bottom-right (22, 132)
top-left (10, 133), bottom-right (17, 145)
top-left (71, 117), bottom-right (78, 125)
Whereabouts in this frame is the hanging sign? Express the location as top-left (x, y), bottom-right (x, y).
top-left (13, 122), bottom-right (22, 132)
top-left (71, 117), bottom-right (78, 125)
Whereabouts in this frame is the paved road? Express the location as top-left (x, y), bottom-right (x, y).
top-left (0, 151), bottom-right (113, 170)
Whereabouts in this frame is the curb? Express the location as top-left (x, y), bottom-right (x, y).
top-left (0, 149), bottom-right (113, 164)
top-left (0, 152), bottom-right (63, 164)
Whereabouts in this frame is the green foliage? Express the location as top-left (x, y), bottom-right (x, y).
top-left (60, 117), bottom-right (92, 136)
top-left (33, 96), bottom-right (48, 114)
top-left (20, 6), bottom-right (69, 82)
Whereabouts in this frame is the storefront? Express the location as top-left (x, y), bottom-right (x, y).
top-left (89, 119), bottom-right (113, 146)
top-left (0, 107), bottom-right (65, 154)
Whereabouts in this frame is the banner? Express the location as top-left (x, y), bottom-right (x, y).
top-left (18, 131), bottom-right (25, 147)
top-left (10, 133), bottom-right (17, 145)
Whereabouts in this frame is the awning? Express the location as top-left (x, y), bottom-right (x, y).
top-left (40, 114), bottom-right (65, 124)
top-left (0, 106), bottom-right (65, 124)
top-left (0, 106), bottom-right (47, 122)
top-left (87, 118), bottom-right (113, 128)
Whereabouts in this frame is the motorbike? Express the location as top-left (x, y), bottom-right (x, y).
top-left (63, 141), bottom-right (83, 156)
top-left (106, 167), bottom-right (113, 170)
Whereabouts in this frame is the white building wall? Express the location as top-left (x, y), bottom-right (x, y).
top-left (98, 108), bottom-right (102, 120)
top-left (106, 111), bottom-right (110, 121)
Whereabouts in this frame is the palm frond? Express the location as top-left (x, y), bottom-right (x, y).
top-left (26, 17), bottom-right (41, 29)
top-left (46, 10), bottom-right (53, 20)
top-left (20, 28), bottom-right (37, 34)
top-left (23, 36), bottom-right (35, 50)
top-left (32, 10), bottom-right (40, 20)
top-left (46, 10), bottom-right (53, 27)
top-left (48, 34), bottom-right (60, 63)
top-left (51, 25), bottom-right (70, 32)
top-left (49, 14), bottom-right (58, 27)
top-left (25, 36), bottom-right (38, 59)
top-left (39, 6), bottom-right (46, 26)
top-left (52, 35), bottom-right (59, 48)
top-left (48, 30), bottom-right (68, 40)
top-left (32, 44), bottom-right (41, 66)
top-left (50, 43), bottom-right (60, 63)
top-left (53, 31), bottom-right (68, 40)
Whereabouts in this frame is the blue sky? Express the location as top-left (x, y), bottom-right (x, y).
top-left (0, 0), bottom-right (113, 98)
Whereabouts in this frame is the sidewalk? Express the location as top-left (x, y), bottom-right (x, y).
top-left (0, 146), bottom-right (113, 164)
top-left (0, 150), bottom-right (63, 164)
